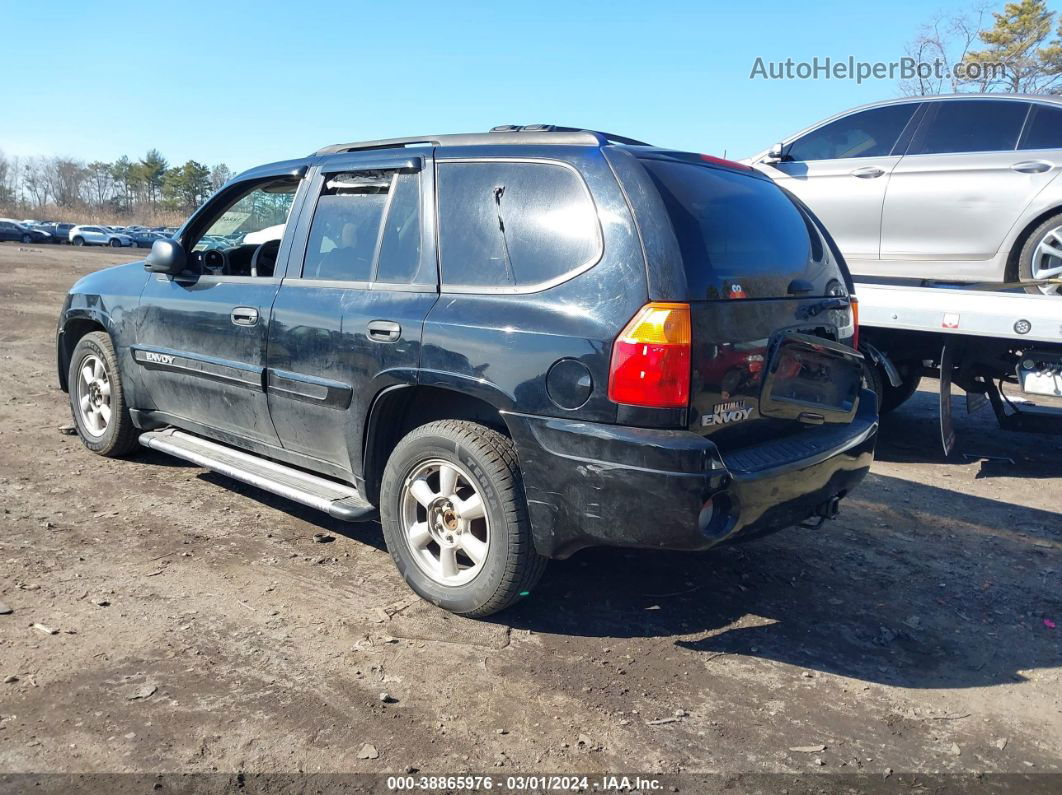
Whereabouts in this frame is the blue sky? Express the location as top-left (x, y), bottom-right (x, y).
top-left (6, 0), bottom-right (981, 171)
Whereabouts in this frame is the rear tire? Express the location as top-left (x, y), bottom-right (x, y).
top-left (73, 236), bottom-right (85, 247)
top-left (1018, 211), bottom-right (1062, 295)
top-left (380, 420), bottom-right (547, 617)
top-left (67, 332), bottom-right (139, 457)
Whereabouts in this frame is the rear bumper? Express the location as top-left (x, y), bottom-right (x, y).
top-left (504, 389), bottom-right (877, 558)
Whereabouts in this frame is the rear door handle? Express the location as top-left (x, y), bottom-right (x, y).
top-left (230, 306), bottom-right (259, 326)
top-left (1011, 160), bottom-right (1053, 174)
top-left (367, 320), bottom-right (401, 342)
top-left (850, 166), bottom-right (885, 179)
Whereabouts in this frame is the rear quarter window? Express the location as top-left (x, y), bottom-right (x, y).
top-left (641, 158), bottom-right (837, 300)
top-left (437, 161), bottom-right (601, 290)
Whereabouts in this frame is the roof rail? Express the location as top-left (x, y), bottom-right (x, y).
top-left (489, 124), bottom-right (652, 146)
top-left (315, 126), bottom-right (651, 155)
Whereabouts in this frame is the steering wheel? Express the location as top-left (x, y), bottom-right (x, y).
top-left (251, 239), bottom-right (281, 278)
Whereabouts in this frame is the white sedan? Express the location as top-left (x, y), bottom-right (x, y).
top-left (69, 225), bottom-right (134, 248)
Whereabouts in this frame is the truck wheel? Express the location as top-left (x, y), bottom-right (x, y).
top-left (863, 358), bottom-right (922, 415)
top-left (67, 332), bottom-right (139, 457)
top-left (879, 367), bottom-right (922, 414)
top-left (380, 420), bottom-right (547, 617)
top-left (1018, 212), bottom-right (1062, 295)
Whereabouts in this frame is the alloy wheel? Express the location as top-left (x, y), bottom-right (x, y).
top-left (1031, 225), bottom-right (1062, 295)
top-left (400, 458), bottom-right (490, 586)
top-left (76, 354), bottom-right (112, 437)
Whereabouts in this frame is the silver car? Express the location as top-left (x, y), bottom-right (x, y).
top-left (69, 225), bottom-right (134, 248)
top-left (749, 94), bottom-right (1062, 294)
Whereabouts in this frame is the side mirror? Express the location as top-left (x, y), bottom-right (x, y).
top-left (145, 238), bottom-right (187, 275)
top-left (764, 142), bottom-right (787, 163)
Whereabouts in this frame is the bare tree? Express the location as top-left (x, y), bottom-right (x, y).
top-left (45, 158), bottom-right (88, 208)
top-left (0, 150), bottom-right (12, 205)
top-left (22, 159), bottom-right (50, 209)
top-left (86, 161), bottom-right (113, 208)
top-left (900, 3), bottom-right (993, 95)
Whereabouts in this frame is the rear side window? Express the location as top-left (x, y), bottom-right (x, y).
top-left (374, 171), bottom-right (422, 284)
top-left (641, 159), bottom-right (839, 300)
top-left (303, 172), bottom-right (390, 281)
top-left (910, 100), bottom-right (1029, 155)
top-left (437, 161), bottom-right (601, 290)
top-left (786, 104), bottom-right (917, 162)
top-left (1020, 104), bottom-right (1062, 150)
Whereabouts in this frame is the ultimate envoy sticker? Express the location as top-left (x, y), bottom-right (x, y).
top-left (702, 400), bottom-right (754, 427)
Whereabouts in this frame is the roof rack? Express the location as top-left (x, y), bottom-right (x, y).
top-left (315, 126), bottom-right (651, 155)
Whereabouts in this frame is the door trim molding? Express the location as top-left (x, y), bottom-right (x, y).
top-left (265, 369), bottom-right (353, 409)
top-left (131, 346), bottom-right (264, 390)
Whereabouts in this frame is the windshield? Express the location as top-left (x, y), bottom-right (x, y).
top-left (193, 179), bottom-right (297, 251)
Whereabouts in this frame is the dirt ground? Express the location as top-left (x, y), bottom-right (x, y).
top-left (0, 243), bottom-right (1059, 785)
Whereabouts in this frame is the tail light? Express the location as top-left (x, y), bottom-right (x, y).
top-left (608, 302), bottom-right (691, 408)
top-left (849, 296), bottom-right (860, 350)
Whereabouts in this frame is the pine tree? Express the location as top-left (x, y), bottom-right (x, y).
top-left (961, 0), bottom-right (1062, 92)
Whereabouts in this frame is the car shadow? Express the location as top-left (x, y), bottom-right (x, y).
top-left (499, 471), bottom-right (1060, 690)
top-left (873, 387), bottom-right (1062, 478)
top-left (132, 433), bottom-right (1060, 690)
top-left (196, 470), bottom-right (388, 553)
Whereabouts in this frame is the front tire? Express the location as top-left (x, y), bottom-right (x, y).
top-left (109, 238), bottom-right (121, 248)
top-left (1018, 212), bottom-right (1062, 295)
top-left (67, 332), bottom-right (139, 457)
top-left (20, 233), bottom-right (32, 244)
top-left (380, 420), bottom-right (547, 617)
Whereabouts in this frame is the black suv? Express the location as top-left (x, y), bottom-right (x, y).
top-left (57, 126), bottom-right (877, 616)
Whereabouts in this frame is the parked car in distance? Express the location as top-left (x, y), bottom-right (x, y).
top-left (69, 225), bottom-right (134, 247)
top-left (128, 229), bottom-right (168, 249)
top-left (0, 219), bottom-right (52, 244)
top-left (41, 222), bottom-right (75, 243)
top-left (56, 125), bottom-right (876, 616)
top-left (748, 94), bottom-right (1062, 295)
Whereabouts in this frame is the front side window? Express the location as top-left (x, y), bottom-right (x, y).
top-left (437, 161), bottom-right (601, 289)
top-left (192, 178), bottom-right (298, 252)
top-left (910, 100), bottom-right (1029, 155)
top-left (785, 104), bottom-right (917, 162)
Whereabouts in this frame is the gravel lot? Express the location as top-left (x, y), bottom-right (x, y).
top-left (0, 243), bottom-right (1059, 785)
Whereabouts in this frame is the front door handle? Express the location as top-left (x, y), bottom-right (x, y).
top-left (1011, 160), bottom-right (1053, 174)
top-left (230, 306), bottom-right (259, 327)
top-left (367, 320), bottom-right (401, 342)
top-left (850, 166), bottom-right (885, 179)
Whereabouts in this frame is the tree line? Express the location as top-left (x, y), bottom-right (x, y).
top-left (902, 0), bottom-right (1062, 95)
top-left (0, 148), bottom-right (233, 224)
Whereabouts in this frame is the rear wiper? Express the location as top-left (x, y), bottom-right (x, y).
top-left (800, 297), bottom-right (850, 318)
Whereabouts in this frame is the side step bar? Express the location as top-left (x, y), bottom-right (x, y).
top-left (139, 429), bottom-right (378, 521)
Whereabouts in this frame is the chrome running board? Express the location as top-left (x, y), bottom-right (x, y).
top-left (139, 428), bottom-right (377, 521)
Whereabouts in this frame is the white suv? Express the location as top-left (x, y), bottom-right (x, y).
top-left (69, 225), bottom-right (134, 248)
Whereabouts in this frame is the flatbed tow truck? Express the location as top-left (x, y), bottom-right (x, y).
top-left (855, 278), bottom-right (1062, 455)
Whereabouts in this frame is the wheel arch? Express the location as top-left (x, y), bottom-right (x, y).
top-left (57, 313), bottom-right (110, 392)
top-left (1005, 203), bottom-right (1062, 282)
top-left (361, 383), bottom-right (514, 506)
